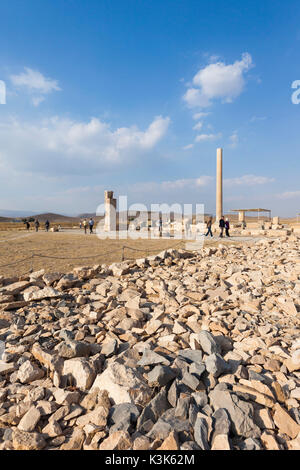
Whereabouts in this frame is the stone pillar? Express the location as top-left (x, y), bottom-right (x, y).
top-left (238, 210), bottom-right (245, 223)
top-left (272, 216), bottom-right (279, 225)
top-left (216, 148), bottom-right (223, 223)
top-left (104, 191), bottom-right (117, 232)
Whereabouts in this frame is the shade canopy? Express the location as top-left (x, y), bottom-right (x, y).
top-left (231, 208), bottom-right (271, 213)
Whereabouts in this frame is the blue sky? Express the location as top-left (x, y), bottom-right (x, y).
top-left (0, 0), bottom-right (300, 216)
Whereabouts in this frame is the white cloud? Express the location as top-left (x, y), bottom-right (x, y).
top-left (195, 133), bottom-right (221, 143)
top-left (229, 131), bottom-right (239, 148)
top-left (182, 144), bottom-right (194, 150)
top-left (0, 114), bottom-right (170, 175)
top-left (192, 112), bottom-right (210, 120)
top-left (10, 67), bottom-right (61, 105)
top-left (250, 116), bottom-right (267, 123)
top-left (277, 190), bottom-right (300, 199)
top-left (183, 53), bottom-right (253, 108)
top-left (193, 121), bottom-right (203, 131)
top-left (224, 174), bottom-right (275, 187)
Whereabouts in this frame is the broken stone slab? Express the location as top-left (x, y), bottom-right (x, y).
top-left (209, 389), bottom-right (260, 438)
top-left (62, 358), bottom-right (97, 390)
top-left (53, 389), bottom-right (80, 406)
top-left (99, 430), bottom-right (132, 450)
top-left (60, 427), bottom-right (85, 450)
top-left (272, 403), bottom-right (300, 439)
top-left (12, 429), bottom-right (46, 450)
top-left (211, 433), bottom-right (231, 450)
top-left (31, 342), bottom-right (63, 373)
top-left (137, 349), bottom-right (170, 367)
top-left (108, 403), bottom-right (140, 434)
top-left (42, 272), bottom-right (63, 286)
top-left (55, 340), bottom-right (90, 359)
top-left (91, 362), bottom-right (152, 406)
top-left (177, 349), bottom-right (203, 364)
top-left (0, 361), bottom-right (16, 375)
top-left (205, 353), bottom-right (231, 378)
top-left (191, 331), bottom-right (221, 355)
top-left (157, 431), bottom-right (179, 450)
top-left (23, 287), bottom-right (62, 302)
top-left (76, 405), bottom-right (108, 428)
top-left (147, 365), bottom-right (177, 387)
top-left (136, 388), bottom-right (171, 431)
top-left (18, 406), bottom-right (41, 432)
top-left (17, 360), bottom-right (44, 384)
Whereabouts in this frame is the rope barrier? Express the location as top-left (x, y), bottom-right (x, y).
top-left (0, 239), bottom-right (197, 271)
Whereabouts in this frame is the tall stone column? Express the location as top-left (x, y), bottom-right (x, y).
top-left (216, 148), bottom-right (223, 223)
top-left (104, 191), bottom-right (117, 232)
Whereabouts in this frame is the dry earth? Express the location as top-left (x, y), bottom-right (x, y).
top-left (0, 231), bottom-right (185, 278)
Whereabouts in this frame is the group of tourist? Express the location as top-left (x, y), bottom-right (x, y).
top-left (79, 218), bottom-right (95, 234)
top-left (205, 216), bottom-right (230, 238)
top-left (24, 219), bottom-right (51, 232)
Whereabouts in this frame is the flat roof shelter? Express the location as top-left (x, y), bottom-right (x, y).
top-left (231, 208), bottom-right (271, 223)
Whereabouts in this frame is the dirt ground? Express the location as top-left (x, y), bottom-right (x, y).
top-left (0, 231), bottom-right (187, 278)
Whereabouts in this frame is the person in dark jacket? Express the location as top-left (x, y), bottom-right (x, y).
top-left (89, 218), bottom-right (94, 234)
top-left (34, 219), bottom-right (40, 232)
top-left (45, 220), bottom-right (50, 232)
top-left (219, 216), bottom-right (225, 238)
top-left (225, 218), bottom-right (230, 237)
top-left (205, 217), bottom-right (213, 237)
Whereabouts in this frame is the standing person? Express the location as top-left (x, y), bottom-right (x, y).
top-left (89, 217), bottom-right (94, 234)
top-left (83, 219), bottom-right (87, 234)
top-left (45, 220), bottom-right (50, 232)
top-left (79, 221), bottom-right (82, 229)
top-left (219, 216), bottom-right (225, 238)
top-left (34, 219), bottom-right (40, 232)
top-left (159, 216), bottom-right (163, 237)
top-left (25, 221), bottom-right (30, 231)
top-left (205, 217), bottom-right (213, 237)
top-left (225, 218), bottom-right (230, 237)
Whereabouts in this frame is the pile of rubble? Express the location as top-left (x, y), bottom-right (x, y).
top-left (0, 236), bottom-right (299, 450)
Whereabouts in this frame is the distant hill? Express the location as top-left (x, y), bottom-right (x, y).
top-left (29, 213), bottom-right (80, 223)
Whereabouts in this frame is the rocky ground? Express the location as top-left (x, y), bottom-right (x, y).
top-left (0, 236), bottom-right (299, 451)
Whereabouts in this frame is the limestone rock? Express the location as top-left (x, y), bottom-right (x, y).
top-left (91, 362), bottom-right (152, 406)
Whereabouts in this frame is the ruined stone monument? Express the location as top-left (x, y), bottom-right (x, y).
top-left (104, 191), bottom-right (117, 232)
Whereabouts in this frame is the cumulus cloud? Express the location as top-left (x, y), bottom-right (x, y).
top-left (10, 67), bottom-right (61, 106)
top-left (224, 174), bottom-right (275, 187)
top-left (183, 53), bottom-right (253, 108)
top-left (195, 133), bottom-right (221, 143)
top-left (0, 114), bottom-right (170, 175)
top-left (130, 176), bottom-right (213, 193)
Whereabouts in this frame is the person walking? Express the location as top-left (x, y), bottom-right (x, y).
top-left (219, 216), bottom-right (225, 238)
top-left (34, 219), bottom-right (40, 232)
top-left (83, 219), bottom-right (87, 234)
top-left (205, 217), bottom-right (213, 237)
top-left (45, 220), bottom-right (50, 232)
top-left (89, 217), bottom-right (94, 234)
top-left (225, 218), bottom-right (230, 237)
